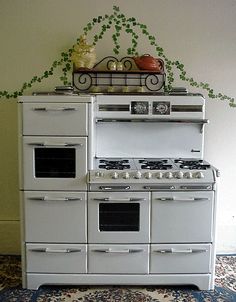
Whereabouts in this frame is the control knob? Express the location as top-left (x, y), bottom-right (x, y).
top-left (111, 172), bottom-right (119, 179)
top-left (175, 171), bottom-right (184, 179)
top-left (95, 171), bottom-right (104, 178)
top-left (194, 172), bottom-right (204, 179)
top-left (156, 172), bottom-right (163, 179)
top-left (144, 172), bottom-right (152, 179)
top-left (134, 171), bottom-right (142, 179)
top-left (122, 172), bottom-right (130, 179)
top-left (165, 172), bottom-right (173, 179)
top-left (184, 172), bottom-right (192, 179)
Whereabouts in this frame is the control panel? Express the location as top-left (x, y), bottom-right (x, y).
top-left (89, 170), bottom-right (211, 183)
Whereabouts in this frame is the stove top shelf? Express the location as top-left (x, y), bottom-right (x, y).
top-left (73, 69), bottom-right (165, 93)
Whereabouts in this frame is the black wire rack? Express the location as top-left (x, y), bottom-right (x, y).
top-left (73, 56), bottom-right (165, 93)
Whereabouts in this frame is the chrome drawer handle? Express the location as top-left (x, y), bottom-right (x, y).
top-left (28, 197), bottom-right (82, 202)
top-left (33, 107), bottom-right (77, 111)
top-left (29, 248), bottom-right (81, 253)
top-left (92, 197), bottom-right (146, 202)
top-left (180, 185), bottom-right (212, 190)
top-left (154, 248), bottom-right (207, 254)
top-left (27, 142), bottom-right (83, 147)
top-left (155, 197), bottom-right (210, 202)
top-left (93, 248), bottom-right (144, 254)
top-left (143, 185), bottom-right (175, 190)
top-left (99, 186), bottom-right (131, 191)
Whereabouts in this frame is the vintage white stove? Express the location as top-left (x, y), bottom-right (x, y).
top-left (18, 92), bottom-right (218, 290)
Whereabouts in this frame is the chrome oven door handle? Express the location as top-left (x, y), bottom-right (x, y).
top-left (27, 142), bottom-right (83, 147)
top-left (92, 197), bottom-right (146, 202)
top-left (33, 107), bottom-right (77, 111)
top-left (28, 142), bottom-right (83, 147)
top-left (28, 197), bottom-right (82, 202)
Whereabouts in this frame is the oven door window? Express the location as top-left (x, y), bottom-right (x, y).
top-left (34, 148), bottom-right (76, 178)
top-left (99, 203), bottom-right (140, 232)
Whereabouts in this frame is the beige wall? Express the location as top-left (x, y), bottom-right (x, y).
top-left (0, 0), bottom-right (235, 254)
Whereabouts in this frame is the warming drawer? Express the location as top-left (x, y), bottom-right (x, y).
top-left (22, 103), bottom-right (88, 136)
top-left (26, 244), bottom-right (87, 273)
top-left (150, 244), bottom-right (211, 274)
top-left (88, 244), bottom-right (149, 274)
top-left (24, 191), bottom-right (87, 243)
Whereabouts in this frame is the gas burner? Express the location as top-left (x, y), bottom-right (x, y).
top-left (175, 159), bottom-right (211, 170)
top-left (99, 159), bottom-right (131, 170)
top-left (139, 159), bottom-right (173, 170)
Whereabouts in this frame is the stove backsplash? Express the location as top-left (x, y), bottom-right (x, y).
top-left (93, 94), bottom-right (206, 160)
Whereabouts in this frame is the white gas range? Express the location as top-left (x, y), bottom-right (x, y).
top-left (18, 91), bottom-right (218, 290)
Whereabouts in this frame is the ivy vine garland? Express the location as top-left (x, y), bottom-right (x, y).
top-left (0, 5), bottom-right (235, 107)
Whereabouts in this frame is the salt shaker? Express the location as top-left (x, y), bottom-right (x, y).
top-left (109, 61), bottom-right (117, 71)
top-left (116, 62), bottom-right (123, 71)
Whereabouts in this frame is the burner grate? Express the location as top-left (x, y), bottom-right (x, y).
top-left (175, 159), bottom-right (211, 170)
top-left (99, 159), bottom-right (131, 170)
top-left (139, 159), bottom-right (173, 170)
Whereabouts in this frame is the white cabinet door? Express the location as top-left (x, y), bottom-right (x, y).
top-left (151, 191), bottom-right (214, 243)
top-left (88, 244), bottom-right (149, 274)
top-left (26, 244), bottom-right (87, 273)
top-left (150, 244), bottom-right (211, 273)
top-left (22, 103), bottom-right (88, 136)
top-left (24, 191), bottom-right (86, 243)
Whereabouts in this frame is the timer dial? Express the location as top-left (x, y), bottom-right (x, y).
top-left (153, 101), bottom-right (170, 115)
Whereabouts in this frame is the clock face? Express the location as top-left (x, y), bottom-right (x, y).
top-left (131, 101), bottom-right (149, 115)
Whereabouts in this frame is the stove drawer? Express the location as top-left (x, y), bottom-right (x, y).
top-left (151, 191), bottom-right (214, 243)
top-left (26, 244), bottom-right (87, 273)
top-left (22, 103), bottom-right (88, 136)
top-left (88, 244), bottom-right (149, 274)
top-left (150, 244), bottom-right (211, 274)
top-left (24, 191), bottom-right (87, 243)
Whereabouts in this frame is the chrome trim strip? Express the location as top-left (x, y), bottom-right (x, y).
top-left (98, 104), bottom-right (130, 111)
top-left (96, 118), bottom-right (209, 123)
top-left (171, 105), bottom-right (203, 112)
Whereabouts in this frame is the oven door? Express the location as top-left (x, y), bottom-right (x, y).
top-left (88, 192), bottom-right (150, 243)
top-left (22, 136), bottom-right (87, 190)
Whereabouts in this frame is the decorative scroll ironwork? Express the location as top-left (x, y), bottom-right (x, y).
top-left (93, 56), bottom-right (136, 71)
top-left (73, 56), bottom-right (165, 93)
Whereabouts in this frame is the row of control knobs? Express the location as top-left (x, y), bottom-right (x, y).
top-left (95, 171), bottom-right (204, 179)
